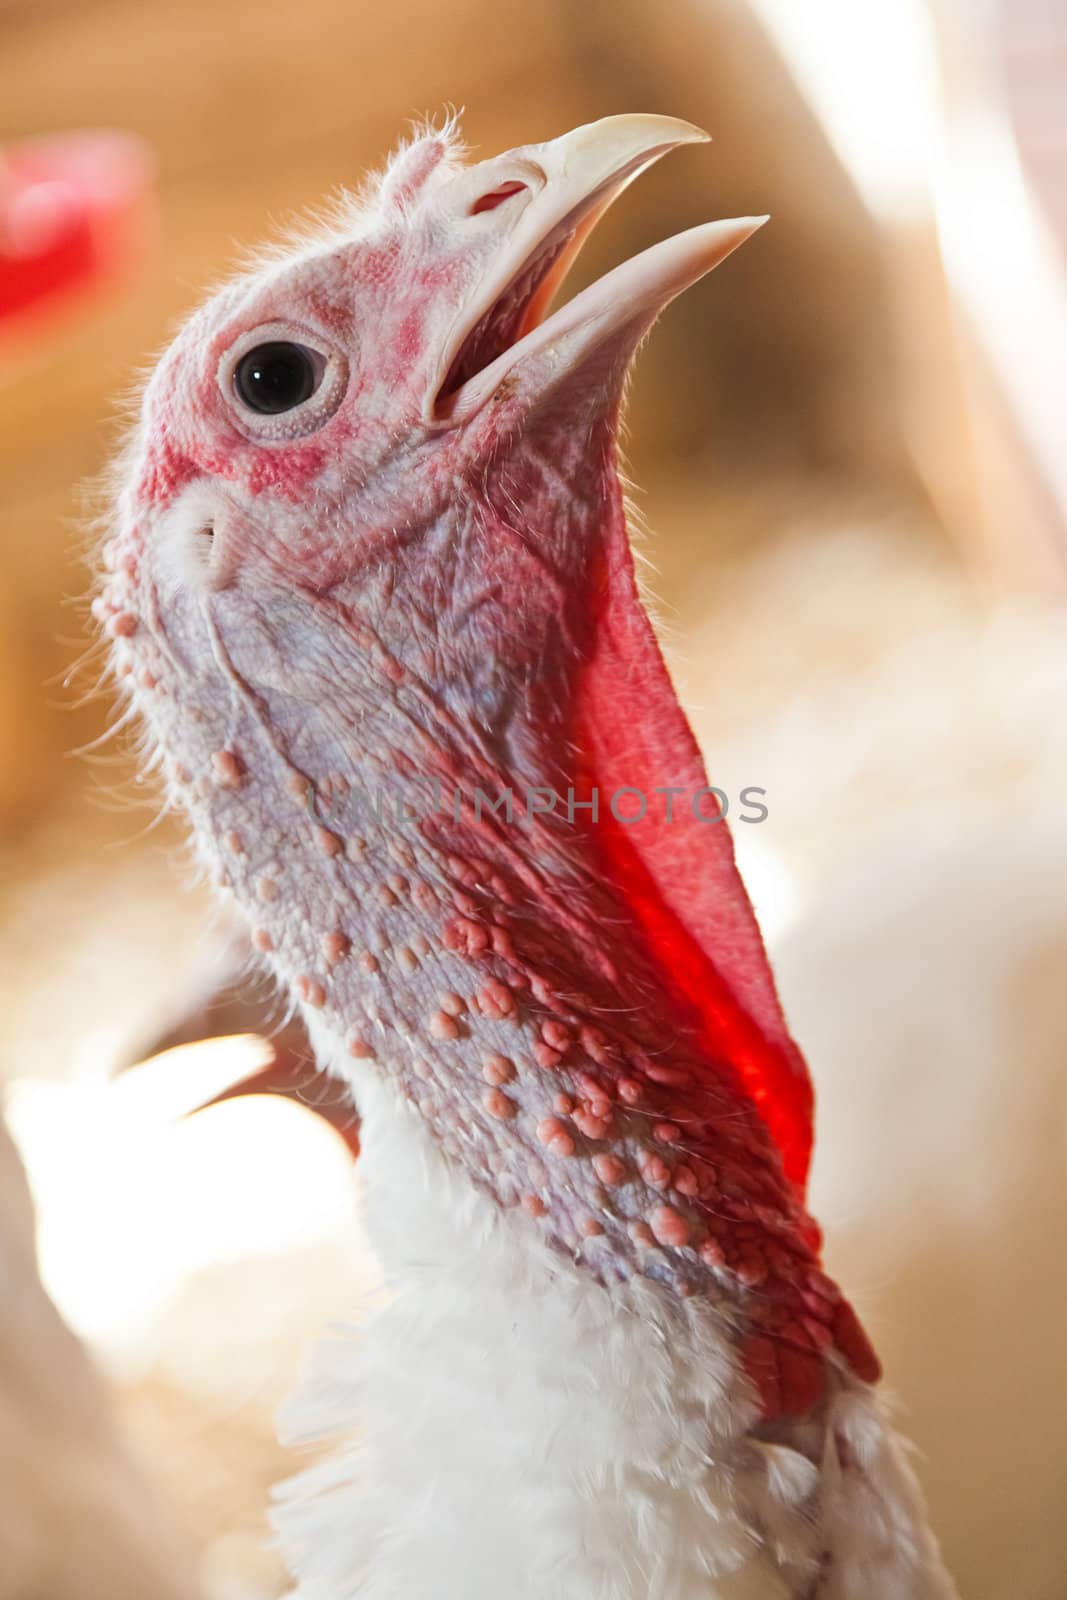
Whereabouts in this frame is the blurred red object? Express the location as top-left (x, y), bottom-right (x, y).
top-left (0, 130), bottom-right (154, 337)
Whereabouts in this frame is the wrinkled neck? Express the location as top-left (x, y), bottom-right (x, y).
top-left (200, 515), bottom-right (846, 1423)
top-left (138, 423), bottom-right (867, 1422)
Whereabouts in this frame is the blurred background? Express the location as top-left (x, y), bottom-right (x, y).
top-left (2, 0), bottom-right (1066, 1596)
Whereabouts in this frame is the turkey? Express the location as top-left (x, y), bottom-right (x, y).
top-left (97, 114), bottom-right (957, 1599)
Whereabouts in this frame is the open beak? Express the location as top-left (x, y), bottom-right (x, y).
top-left (429, 113), bottom-right (767, 426)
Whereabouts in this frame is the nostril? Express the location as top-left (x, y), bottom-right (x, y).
top-left (192, 521), bottom-right (219, 579)
top-left (470, 181), bottom-right (529, 216)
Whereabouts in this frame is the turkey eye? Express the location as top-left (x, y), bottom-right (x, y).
top-left (221, 327), bottom-right (346, 440)
top-left (233, 341), bottom-right (320, 414)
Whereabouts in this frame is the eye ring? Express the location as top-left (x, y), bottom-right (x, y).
top-left (219, 322), bottom-right (349, 443)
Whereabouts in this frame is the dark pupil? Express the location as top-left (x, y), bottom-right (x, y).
top-left (234, 341), bottom-right (316, 414)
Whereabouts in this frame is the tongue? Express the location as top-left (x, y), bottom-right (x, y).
top-left (572, 498), bottom-right (814, 1195)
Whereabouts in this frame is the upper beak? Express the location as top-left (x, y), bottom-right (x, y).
top-left (428, 113), bottom-right (767, 426)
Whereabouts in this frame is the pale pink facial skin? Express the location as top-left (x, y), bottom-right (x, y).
top-left (98, 119), bottom-right (879, 1420)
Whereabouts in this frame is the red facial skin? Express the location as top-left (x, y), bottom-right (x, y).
top-left (99, 124), bottom-right (880, 1421)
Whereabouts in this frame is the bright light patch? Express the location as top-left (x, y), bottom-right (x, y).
top-left (932, 103), bottom-right (1067, 524)
top-left (5, 1037), bottom-right (356, 1360)
top-left (733, 832), bottom-right (802, 947)
top-left (749, 0), bottom-right (942, 218)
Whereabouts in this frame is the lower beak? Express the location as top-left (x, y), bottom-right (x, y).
top-left (430, 113), bottom-right (767, 426)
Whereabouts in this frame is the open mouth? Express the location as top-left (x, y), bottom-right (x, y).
top-left (428, 116), bottom-right (767, 428)
top-left (430, 131), bottom-right (693, 425)
top-left (437, 231), bottom-right (574, 404)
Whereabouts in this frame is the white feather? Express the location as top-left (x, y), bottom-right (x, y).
top-left (273, 1042), bottom-right (957, 1599)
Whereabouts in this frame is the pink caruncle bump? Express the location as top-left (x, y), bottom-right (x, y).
top-left (212, 749), bottom-right (244, 788)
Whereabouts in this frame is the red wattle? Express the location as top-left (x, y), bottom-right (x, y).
top-left (573, 500), bottom-right (814, 1194)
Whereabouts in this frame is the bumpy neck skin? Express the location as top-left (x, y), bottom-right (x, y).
top-left (103, 393), bottom-right (875, 1422)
